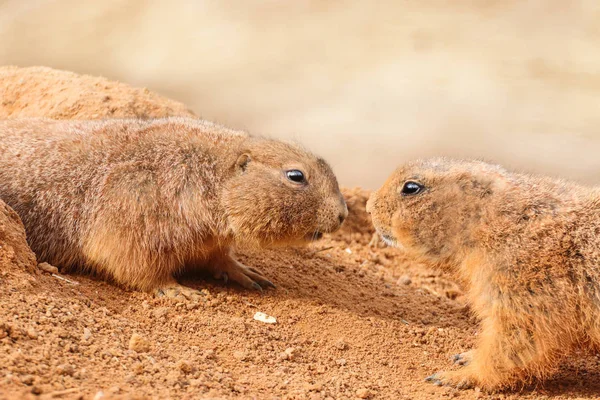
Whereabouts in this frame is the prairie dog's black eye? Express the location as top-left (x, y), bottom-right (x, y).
top-left (401, 181), bottom-right (424, 196)
top-left (286, 169), bottom-right (306, 183)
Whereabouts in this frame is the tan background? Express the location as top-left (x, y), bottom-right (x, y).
top-left (1, 0), bottom-right (600, 189)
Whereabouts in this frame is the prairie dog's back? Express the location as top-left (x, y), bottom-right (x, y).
top-left (0, 119), bottom-right (99, 265)
top-left (0, 118), bottom-right (245, 267)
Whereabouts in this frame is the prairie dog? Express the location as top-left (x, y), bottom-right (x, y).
top-left (367, 158), bottom-right (600, 390)
top-left (0, 118), bottom-right (347, 296)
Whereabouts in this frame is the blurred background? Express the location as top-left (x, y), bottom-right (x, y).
top-left (1, 0), bottom-right (600, 189)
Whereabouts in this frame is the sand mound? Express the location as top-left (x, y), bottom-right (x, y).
top-left (0, 199), bottom-right (37, 275)
top-left (1, 68), bottom-right (598, 399)
top-left (0, 66), bottom-right (195, 120)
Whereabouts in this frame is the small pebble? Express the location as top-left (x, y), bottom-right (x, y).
top-left (253, 312), bottom-right (277, 324)
top-left (82, 327), bottom-right (92, 341)
top-left (56, 364), bottom-right (75, 376)
top-left (356, 388), bottom-right (371, 399)
top-left (177, 360), bottom-right (193, 374)
top-left (203, 349), bottom-right (216, 359)
top-left (334, 340), bottom-right (348, 350)
top-left (131, 363), bottom-right (144, 375)
top-left (233, 351), bottom-right (248, 361)
top-left (397, 275), bottom-right (412, 285)
top-left (26, 328), bottom-right (38, 340)
top-left (38, 262), bottom-right (58, 274)
top-left (284, 347), bottom-right (297, 360)
top-left (152, 307), bottom-right (169, 319)
top-left (93, 391), bottom-right (104, 400)
top-left (336, 358), bottom-right (347, 366)
top-left (75, 368), bottom-right (88, 380)
top-left (129, 333), bottom-right (151, 353)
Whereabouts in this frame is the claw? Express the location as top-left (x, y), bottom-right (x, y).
top-left (209, 254), bottom-right (276, 291)
top-left (260, 279), bottom-right (276, 289)
top-left (425, 374), bottom-right (443, 386)
top-left (456, 379), bottom-right (473, 390)
top-left (451, 351), bottom-right (472, 366)
top-left (425, 371), bottom-right (474, 390)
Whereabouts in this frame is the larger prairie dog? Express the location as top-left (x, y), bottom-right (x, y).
top-left (0, 118), bottom-right (347, 296)
top-left (367, 158), bottom-right (600, 390)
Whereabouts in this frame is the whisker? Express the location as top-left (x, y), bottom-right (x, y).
top-left (309, 246), bottom-right (334, 256)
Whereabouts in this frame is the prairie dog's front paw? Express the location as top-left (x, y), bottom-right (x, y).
top-left (425, 370), bottom-right (475, 390)
top-left (212, 260), bottom-right (275, 291)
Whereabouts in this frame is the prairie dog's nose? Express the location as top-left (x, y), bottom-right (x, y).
top-left (323, 195), bottom-right (348, 233)
top-left (338, 203), bottom-right (348, 225)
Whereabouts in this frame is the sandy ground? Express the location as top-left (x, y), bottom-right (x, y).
top-left (2, 1), bottom-right (600, 189)
top-left (1, 189), bottom-right (600, 400)
top-left (1, 67), bottom-right (600, 399)
top-left (0, 66), bottom-right (195, 120)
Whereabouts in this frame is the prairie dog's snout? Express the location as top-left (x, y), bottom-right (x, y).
top-left (366, 193), bottom-right (398, 247)
top-left (366, 186), bottom-right (399, 246)
top-left (318, 192), bottom-right (348, 233)
top-left (365, 192), bottom-right (380, 219)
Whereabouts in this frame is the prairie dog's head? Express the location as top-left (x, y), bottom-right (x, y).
top-left (222, 138), bottom-right (347, 247)
top-left (367, 158), bottom-right (509, 263)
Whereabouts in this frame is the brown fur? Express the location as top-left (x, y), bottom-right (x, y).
top-left (367, 158), bottom-right (600, 390)
top-left (0, 117), bottom-right (347, 293)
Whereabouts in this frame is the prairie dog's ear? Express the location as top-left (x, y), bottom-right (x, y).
top-left (235, 153), bottom-right (251, 173)
top-left (467, 169), bottom-right (509, 196)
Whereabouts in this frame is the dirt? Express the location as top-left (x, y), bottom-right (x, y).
top-left (1, 68), bottom-right (599, 399)
top-left (0, 66), bottom-right (195, 120)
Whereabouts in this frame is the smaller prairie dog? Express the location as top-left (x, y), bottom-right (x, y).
top-left (367, 158), bottom-right (600, 390)
top-left (0, 118), bottom-right (347, 296)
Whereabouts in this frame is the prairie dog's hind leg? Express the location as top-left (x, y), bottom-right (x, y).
top-left (83, 225), bottom-right (195, 295)
top-left (207, 249), bottom-right (275, 291)
top-left (426, 313), bottom-right (561, 390)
